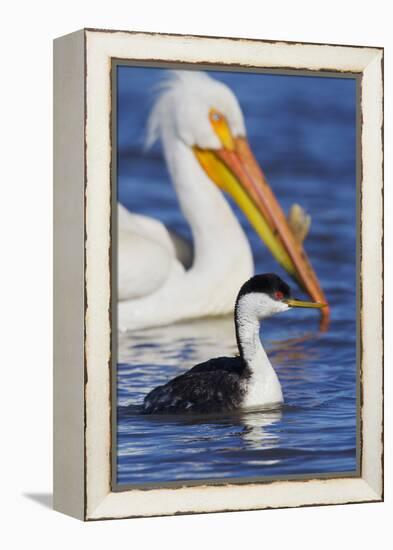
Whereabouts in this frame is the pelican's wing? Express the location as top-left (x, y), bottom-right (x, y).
top-left (118, 203), bottom-right (183, 300)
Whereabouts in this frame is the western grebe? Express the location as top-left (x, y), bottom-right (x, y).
top-left (118, 71), bottom-right (329, 331)
top-left (142, 273), bottom-right (326, 415)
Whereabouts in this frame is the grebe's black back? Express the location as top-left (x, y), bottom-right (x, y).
top-left (143, 274), bottom-right (326, 415)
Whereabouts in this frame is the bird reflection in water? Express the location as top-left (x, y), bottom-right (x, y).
top-left (118, 315), bottom-right (320, 390)
top-left (238, 408), bottom-right (282, 452)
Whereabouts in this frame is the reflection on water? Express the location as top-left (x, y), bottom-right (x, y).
top-left (118, 316), bottom-right (237, 366)
top-left (117, 316), bottom-right (357, 485)
top-left (238, 409), bottom-right (282, 452)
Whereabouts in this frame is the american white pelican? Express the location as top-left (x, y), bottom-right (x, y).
top-left (118, 71), bottom-right (329, 331)
top-left (142, 273), bottom-right (327, 414)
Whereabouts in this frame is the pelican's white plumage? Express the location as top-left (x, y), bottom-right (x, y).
top-left (118, 70), bottom-right (329, 331)
top-left (118, 71), bottom-right (253, 330)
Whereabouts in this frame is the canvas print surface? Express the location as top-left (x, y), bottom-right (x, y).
top-left (114, 66), bottom-right (358, 487)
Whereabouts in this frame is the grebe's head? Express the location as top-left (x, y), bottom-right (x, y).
top-left (236, 273), bottom-right (326, 320)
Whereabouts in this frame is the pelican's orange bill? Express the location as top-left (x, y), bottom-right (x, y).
top-left (193, 135), bottom-right (330, 330)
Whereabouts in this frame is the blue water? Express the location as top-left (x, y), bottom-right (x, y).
top-left (116, 66), bottom-right (358, 486)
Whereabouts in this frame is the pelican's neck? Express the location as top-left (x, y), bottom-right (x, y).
top-left (163, 137), bottom-right (252, 269)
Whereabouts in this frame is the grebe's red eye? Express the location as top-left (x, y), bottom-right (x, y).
top-left (274, 291), bottom-right (284, 300)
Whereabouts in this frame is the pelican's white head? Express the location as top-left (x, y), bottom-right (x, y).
top-left (146, 71), bottom-right (246, 150)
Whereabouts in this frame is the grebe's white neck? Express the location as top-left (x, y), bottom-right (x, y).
top-left (235, 293), bottom-right (271, 371)
top-left (235, 292), bottom-right (287, 407)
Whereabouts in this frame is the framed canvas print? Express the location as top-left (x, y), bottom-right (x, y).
top-left (53, 28), bottom-right (384, 520)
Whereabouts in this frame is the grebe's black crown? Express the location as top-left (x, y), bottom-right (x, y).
top-left (237, 273), bottom-right (291, 300)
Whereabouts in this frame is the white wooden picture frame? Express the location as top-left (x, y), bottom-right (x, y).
top-left (53, 28), bottom-right (383, 521)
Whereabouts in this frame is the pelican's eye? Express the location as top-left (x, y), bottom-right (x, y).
top-left (274, 291), bottom-right (284, 301)
top-left (209, 108), bottom-right (234, 151)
